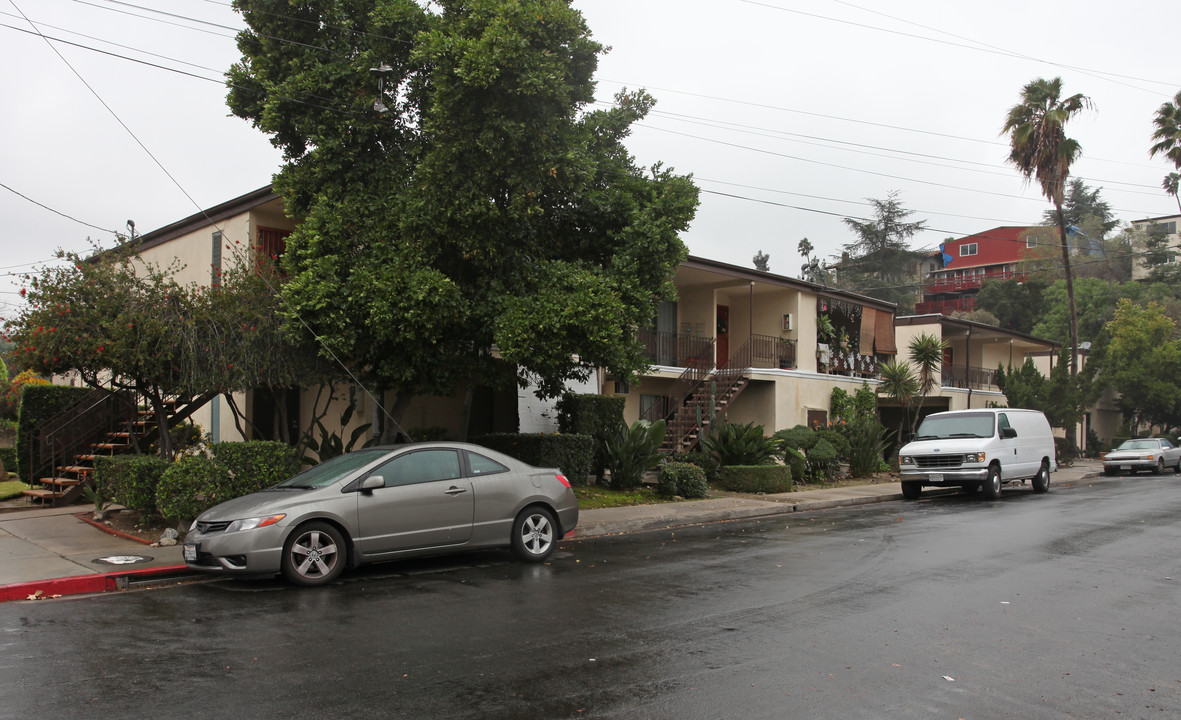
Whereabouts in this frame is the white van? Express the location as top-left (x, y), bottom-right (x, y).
top-left (897, 409), bottom-right (1057, 500)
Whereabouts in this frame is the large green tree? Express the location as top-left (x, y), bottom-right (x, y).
top-left (974, 277), bottom-right (1048, 335)
top-left (226, 0), bottom-right (698, 437)
top-left (1091, 299), bottom-right (1181, 434)
top-left (1001, 76), bottom-right (1092, 379)
top-left (838, 192), bottom-right (926, 312)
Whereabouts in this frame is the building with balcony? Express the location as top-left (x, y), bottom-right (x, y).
top-left (915, 226), bottom-right (1038, 315)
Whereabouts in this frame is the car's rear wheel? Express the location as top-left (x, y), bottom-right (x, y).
top-left (901, 481), bottom-right (922, 500)
top-left (1032, 461), bottom-right (1050, 493)
top-left (281, 522), bottom-right (345, 586)
top-left (1153, 458), bottom-right (1164, 475)
top-left (983, 465), bottom-right (1002, 499)
top-left (511, 506), bottom-right (557, 563)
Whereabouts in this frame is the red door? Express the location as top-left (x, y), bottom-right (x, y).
top-left (716, 305), bottom-right (729, 368)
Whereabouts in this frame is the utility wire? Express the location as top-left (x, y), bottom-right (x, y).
top-left (0, 181), bottom-right (118, 235)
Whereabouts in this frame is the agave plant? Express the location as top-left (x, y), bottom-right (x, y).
top-left (702, 419), bottom-right (778, 467)
top-left (603, 420), bottom-right (667, 490)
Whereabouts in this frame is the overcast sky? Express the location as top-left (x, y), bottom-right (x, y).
top-left (2, 0), bottom-right (1178, 319)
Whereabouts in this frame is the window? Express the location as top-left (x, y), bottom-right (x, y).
top-left (375, 449), bottom-right (461, 487)
top-left (1154, 221), bottom-right (1177, 235)
top-left (613, 379), bottom-right (630, 395)
top-left (998, 413), bottom-right (1012, 436)
top-left (1026, 234), bottom-right (1038, 248)
top-left (466, 452), bottom-right (508, 477)
top-left (960, 243), bottom-right (978, 257)
top-left (211, 230), bottom-right (222, 286)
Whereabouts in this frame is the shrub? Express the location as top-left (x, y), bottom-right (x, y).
top-left (773, 424), bottom-right (816, 457)
top-left (846, 418), bottom-right (889, 478)
top-left (602, 420), bottom-right (667, 490)
top-left (666, 450), bottom-right (720, 482)
top-left (16, 383), bottom-right (90, 482)
top-left (556, 393), bottom-right (626, 479)
top-left (805, 438), bottom-right (839, 482)
top-left (1053, 436), bottom-right (1077, 466)
top-left (656, 461), bottom-right (709, 499)
top-left (94, 455), bottom-right (169, 517)
top-left (814, 429), bottom-right (850, 461)
top-left (716, 465), bottom-right (792, 494)
top-left (474, 433), bottom-right (594, 485)
top-left (156, 455), bottom-right (232, 523)
top-left (0, 447), bottom-right (16, 478)
top-left (702, 419), bottom-right (778, 466)
top-left (213, 440), bottom-right (301, 497)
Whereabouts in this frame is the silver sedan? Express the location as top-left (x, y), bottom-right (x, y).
top-left (1102, 438), bottom-right (1181, 476)
top-left (183, 442), bottom-right (579, 586)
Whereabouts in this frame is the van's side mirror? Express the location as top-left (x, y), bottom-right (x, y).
top-left (1001, 427), bottom-right (1017, 439)
top-left (359, 475), bottom-right (385, 493)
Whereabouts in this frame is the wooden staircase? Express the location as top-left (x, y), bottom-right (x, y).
top-left (21, 390), bottom-right (203, 507)
top-left (648, 336), bottom-right (757, 453)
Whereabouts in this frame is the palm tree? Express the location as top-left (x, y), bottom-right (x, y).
top-left (877, 358), bottom-right (918, 439)
top-left (1164, 173), bottom-right (1181, 214)
top-left (1150, 90), bottom-right (1181, 169)
top-left (907, 332), bottom-right (949, 434)
top-left (1001, 77), bottom-right (1092, 380)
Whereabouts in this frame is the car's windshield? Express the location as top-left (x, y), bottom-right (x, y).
top-left (273, 448), bottom-right (388, 489)
top-left (913, 413), bottom-right (995, 440)
top-left (1118, 440), bottom-right (1158, 451)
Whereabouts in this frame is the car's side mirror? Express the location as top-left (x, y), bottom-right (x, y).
top-left (1001, 427), bottom-right (1017, 439)
top-left (359, 475), bottom-right (385, 493)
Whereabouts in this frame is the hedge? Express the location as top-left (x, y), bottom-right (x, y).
top-left (474, 433), bottom-right (594, 486)
top-left (716, 465), bottom-right (793, 494)
top-left (94, 455), bottom-right (170, 517)
top-left (16, 384), bottom-right (91, 483)
top-left (212, 440), bottom-right (301, 497)
top-left (657, 461), bottom-right (709, 499)
top-left (556, 393), bottom-right (625, 480)
top-left (0, 447), bottom-right (16, 478)
top-left (156, 456), bottom-right (233, 523)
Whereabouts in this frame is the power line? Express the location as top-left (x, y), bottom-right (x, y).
top-left (0, 181), bottom-right (118, 235)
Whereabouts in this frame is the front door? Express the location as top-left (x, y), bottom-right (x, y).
top-left (716, 305), bottom-right (730, 368)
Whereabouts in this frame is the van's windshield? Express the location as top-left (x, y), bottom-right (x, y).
top-left (913, 412), bottom-right (996, 440)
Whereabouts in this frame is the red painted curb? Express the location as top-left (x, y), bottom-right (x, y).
top-left (72, 512), bottom-right (154, 545)
top-left (0, 565), bottom-right (190, 603)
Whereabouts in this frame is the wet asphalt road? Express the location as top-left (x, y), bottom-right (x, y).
top-left (2, 474), bottom-right (1180, 720)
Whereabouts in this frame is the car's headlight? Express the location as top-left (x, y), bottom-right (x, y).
top-left (899, 456), bottom-right (913, 465)
top-left (963, 452), bottom-right (986, 463)
top-left (189, 519), bottom-right (198, 532)
top-left (225, 514), bottom-right (287, 533)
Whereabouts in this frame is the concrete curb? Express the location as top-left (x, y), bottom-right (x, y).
top-left (0, 565), bottom-right (192, 603)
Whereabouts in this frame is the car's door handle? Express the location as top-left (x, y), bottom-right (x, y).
top-left (444, 486), bottom-right (468, 496)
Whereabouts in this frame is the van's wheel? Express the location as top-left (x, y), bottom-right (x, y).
top-left (1153, 458), bottom-right (1164, 475)
top-left (982, 465), bottom-right (1002, 499)
top-left (901, 481), bottom-right (922, 500)
top-left (1032, 461), bottom-right (1050, 493)
top-left (1103, 467), bottom-right (1117, 476)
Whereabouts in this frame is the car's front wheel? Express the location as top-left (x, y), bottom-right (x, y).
top-left (983, 465), bottom-right (1002, 499)
top-left (511, 506), bottom-right (557, 563)
top-left (901, 481), bottom-right (922, 500)
top-left (281, 522), bottom-right (346, 587)
top-left (1032, 461), bottom-right (1050, 493)
top-left (1104, 466), bottom-right (1117, 476)
top-left (1153, 458), bottom-right (1165, 475)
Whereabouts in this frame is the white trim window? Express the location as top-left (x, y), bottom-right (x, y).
top-left (960, 243), bottom-right (978, 257)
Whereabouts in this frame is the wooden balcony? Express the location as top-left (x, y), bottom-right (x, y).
top-left (923, 269), bottom-right (1026, 294)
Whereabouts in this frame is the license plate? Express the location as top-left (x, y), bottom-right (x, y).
top-left (1120, 465), bottom-right (1130, 471)
top-left (183, 544), bottom-right (198, 562)
top-left (928, 473), bottom-right (943, 483)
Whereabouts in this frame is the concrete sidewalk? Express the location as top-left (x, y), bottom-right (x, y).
top-left (0, 459), bottom-right (1103, 602)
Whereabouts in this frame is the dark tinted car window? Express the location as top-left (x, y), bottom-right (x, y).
top-left (466, 451), bottom-right (509, 477)
top-left (379, 449), bottom-right (462, 487)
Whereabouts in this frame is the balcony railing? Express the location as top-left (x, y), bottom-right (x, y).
top-left (749, 333), bottom-right (796, 370)
top-left (915, 297), bottom-right (976, 315)
top-left (923, 270), bottom-right (1026, 294)
top-left (941, 364), bottom-right (999, 391)
top-left (637, 328), bottom-right (715, 368)
top-left (824, 349), bottom-right (879, 377)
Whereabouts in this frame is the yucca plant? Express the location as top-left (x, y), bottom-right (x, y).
top-left (603, 420), bottom-right (667, 490)
top-left (846, 417), bottom-right (890, 478)
top-left (702, 419), bottom-right (778, 467)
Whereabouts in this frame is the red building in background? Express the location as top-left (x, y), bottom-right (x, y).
top-left (915, 226), bottom-right (1036, 315)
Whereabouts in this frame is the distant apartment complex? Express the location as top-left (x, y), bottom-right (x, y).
top-left (915, 226), bottom-right (1036, 315)
top-left (1130, 213), bottom-right (1181, 280)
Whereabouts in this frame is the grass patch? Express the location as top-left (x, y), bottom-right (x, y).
top-left (0, 480), bottom-right (30, 501)
top-left (574, 485), bottom-right (682, 510)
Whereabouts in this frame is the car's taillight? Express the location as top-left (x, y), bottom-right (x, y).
top-left (555, 473), bottom-right (572, 488)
